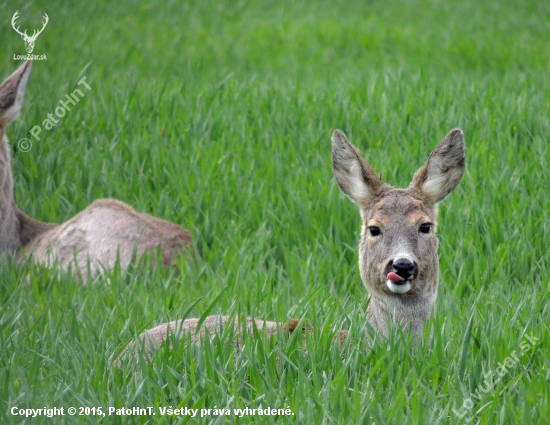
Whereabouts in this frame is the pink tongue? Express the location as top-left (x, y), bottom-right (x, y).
top-left (387, 272), bottom-right (405, 283)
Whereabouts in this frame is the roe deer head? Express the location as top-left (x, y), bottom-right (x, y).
top-left (332, 128), bottom-right (465, 339)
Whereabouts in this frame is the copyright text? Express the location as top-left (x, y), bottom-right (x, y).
top-left (10, 405), bottom-right (295, 418)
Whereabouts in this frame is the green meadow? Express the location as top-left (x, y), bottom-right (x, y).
top-left (1, 0), bottom-right (549, 423)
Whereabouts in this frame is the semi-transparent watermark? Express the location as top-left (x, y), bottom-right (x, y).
top-left (18, 76), bottom-right (91, 152)
top-left (451, 332), bottom-right (539, 421)
top-left (11, 11), bottom-right (48, 56)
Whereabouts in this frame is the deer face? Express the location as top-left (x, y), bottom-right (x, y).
top-left (332, 129), bottom-right (465, 303)
top-left (358, 188), bottom-right (440, 298)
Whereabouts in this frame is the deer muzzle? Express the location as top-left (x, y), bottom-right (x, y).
top-left (385, 257), bottom-right (419, 293)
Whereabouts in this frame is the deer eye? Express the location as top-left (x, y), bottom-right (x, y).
top-left (368, 226), bottom-right (381, 237)
top-left (419, 223), bottom-right (432, 234)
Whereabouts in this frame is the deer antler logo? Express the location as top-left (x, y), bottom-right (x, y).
top-left (12, 11), bottom-right (49, 54)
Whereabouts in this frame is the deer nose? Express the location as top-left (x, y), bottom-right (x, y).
top-left (389, 258), bottom-right (418, 280)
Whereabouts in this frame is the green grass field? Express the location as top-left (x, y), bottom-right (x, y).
top-left (1, 0), bottom-right (549, 423)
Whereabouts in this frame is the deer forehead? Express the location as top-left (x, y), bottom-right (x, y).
top-left (366, 191), bottom-right (435, 226)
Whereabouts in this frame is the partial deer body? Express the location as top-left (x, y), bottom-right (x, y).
top-left (118, 126), bottom-right (465, 363)
top-left (116, 315), bottom-right (349, 366)
top-left (0, 61), bottom-right (192, 279)
top-left (23, 199), bottom-right (192, 278)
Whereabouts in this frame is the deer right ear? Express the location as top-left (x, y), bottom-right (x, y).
top-left (410, 128), bottom-right (466, 204)
top-left (331, 130), bottom-right (383, 208)
top-left (0, 60), bottom-right (32, 125)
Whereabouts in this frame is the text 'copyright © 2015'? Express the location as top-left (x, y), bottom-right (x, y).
top-left (10, 405), bottom-right (295, 418)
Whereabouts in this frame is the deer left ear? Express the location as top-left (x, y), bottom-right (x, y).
top-left (0, 60), bottom-right (32, 125)
top-left (410, 128), bottom-right (466, 203)
top-left (332, 130), bottom-right (384, 209)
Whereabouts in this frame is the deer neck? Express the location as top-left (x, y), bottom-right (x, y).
top-left (0, 134), bottom-right (20, 254)
top-left (367, 290), bottom-right (437, 340)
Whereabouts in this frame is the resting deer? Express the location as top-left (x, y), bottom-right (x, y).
top-left (118, 127), bottom-right (465, 363)
top-left (0, 61), bottom-right (192, 279)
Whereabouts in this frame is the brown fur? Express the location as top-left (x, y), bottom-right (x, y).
top-left (0, 62), bottom-right (31, 254)
top-left (0, 61), bottom-right (192, 279)
top-left (16, 208), bottom-right (58, 245)
top-left (117, 128), bottom-right (465, 365)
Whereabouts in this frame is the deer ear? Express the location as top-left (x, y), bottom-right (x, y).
top-left (332, 130), bottom-right (383, 208)
top-left (0, 60), bottom-right (32, 125)
top-left (410, 128), bottom-right (466, 203)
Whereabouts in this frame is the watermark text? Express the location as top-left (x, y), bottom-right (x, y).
top-left (451, 332), bottom-right (539, 421)
top-left (18, 76), bottom-right (91, 152)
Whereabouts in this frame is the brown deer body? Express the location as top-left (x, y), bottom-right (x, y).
top-left (118, 127), bottom-right (465, 363)
top-left (0, 61), bottom-right (192, 279)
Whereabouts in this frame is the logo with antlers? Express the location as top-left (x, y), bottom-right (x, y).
top-left (12, 11), bottom-right (49, 54)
